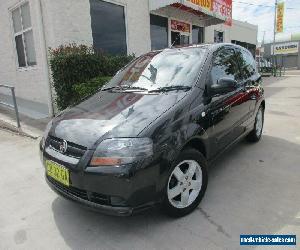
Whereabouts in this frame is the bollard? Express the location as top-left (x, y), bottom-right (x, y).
top-left (0, 84), bottom-right (21, 128)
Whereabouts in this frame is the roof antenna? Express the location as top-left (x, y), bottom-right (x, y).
top-left (170, 40), bottom-right (176, 48)
top-left (170, 35), bottom-right (180, 48)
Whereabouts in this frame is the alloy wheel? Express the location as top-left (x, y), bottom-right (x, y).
top-left (256, 108), bottom-right (263, 137)
top-left (167, 160), bottom-right (202, 209)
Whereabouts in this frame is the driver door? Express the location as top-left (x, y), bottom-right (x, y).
top-left (207, 47), bottom-right (248, 156)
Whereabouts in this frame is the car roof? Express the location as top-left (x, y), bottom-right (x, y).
top-left (152, 43), bottom-right (246, 54)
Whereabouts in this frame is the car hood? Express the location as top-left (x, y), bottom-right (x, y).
top-left (49, 91), bottom-right (187, 149)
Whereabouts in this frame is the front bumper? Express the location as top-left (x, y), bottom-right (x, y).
top-left (46, 174), bottom-right (158, 216)
top-left (41, 141), bottom-right (165, 216)
top-left (46, 175), bottom-right (136, 216)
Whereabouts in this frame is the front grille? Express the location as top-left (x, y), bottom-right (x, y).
top-left (47, 136), bottom-right (87, 159)
top-left (47, 176), bottom-right (110, 206)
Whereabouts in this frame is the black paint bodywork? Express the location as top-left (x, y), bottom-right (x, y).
top-left (40, 44), bottom-right (265, 215)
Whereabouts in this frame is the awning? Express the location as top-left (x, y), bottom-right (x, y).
top-left (149, 0), bottom-right (232, 26)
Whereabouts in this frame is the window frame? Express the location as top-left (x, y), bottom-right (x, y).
top-left (90, 0), bottom-right (128, 55)
top-left (9, 1), bottom-right (37, 70)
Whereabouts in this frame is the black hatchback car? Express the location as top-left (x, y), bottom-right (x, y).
top-left (40, 43), bottom-right (265, 217)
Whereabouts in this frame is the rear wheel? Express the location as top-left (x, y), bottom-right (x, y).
top-left (246, 106), bottom-right (264, 142)
top-left (163, 148), bottom-right (208, 217)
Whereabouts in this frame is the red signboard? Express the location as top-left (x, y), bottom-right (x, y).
top-left (187, 0), bottom-right (212, 11)
top-left (212, 0), bottom-right (232, 26)
top-left (171, 20), bottom-right (191, 33)
top-left (172, 1), bottom-right (232, 26)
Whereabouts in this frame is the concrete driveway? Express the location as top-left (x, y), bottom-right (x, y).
top-left (0, 76), bottom-right (299, 250)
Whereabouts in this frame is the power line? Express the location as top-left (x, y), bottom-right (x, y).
top-left (285, 27), bottom-right (300, 31)
top-left (233, 1), bottom-right (296, 10)
top-left (285, 25), bottom-right (300, 29)
top-left (233, 1), bottom-right (273, 8)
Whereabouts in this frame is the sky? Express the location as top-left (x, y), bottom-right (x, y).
top-left (232, 0), bottom-right (300, 43)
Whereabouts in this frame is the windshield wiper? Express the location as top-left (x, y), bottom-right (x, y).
top-left (121, 86), bottom-right (149, 92)
top-left (102, 85), bottom-right (148, 92)
top-left (149, 85), bottom-right (192, 93)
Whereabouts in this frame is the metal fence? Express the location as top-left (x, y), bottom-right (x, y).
top-left (257, 65), bottom-right (286, 77)
top-left (0, 85), bottom-right (21, 128)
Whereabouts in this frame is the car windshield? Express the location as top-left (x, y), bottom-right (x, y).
top-left (102, 47), bottom-right (207, 92)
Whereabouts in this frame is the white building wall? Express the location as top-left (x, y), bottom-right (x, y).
top-left (40, 0), bottom-right (93, 49)
top-left (125, 0), bottom-right (151, 56)
top-left (41, 0), bottom-right (151, 56)
top-left (205, 20), bottom-right (258, 45)
top-left (0, 0), bottom-right (51, 115)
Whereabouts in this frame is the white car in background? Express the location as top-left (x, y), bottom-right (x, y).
top-left (256, 56), bottom-right (273, 76)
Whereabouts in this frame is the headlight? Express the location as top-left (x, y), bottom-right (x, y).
top-left (90, 138), bottom-right (153, 167)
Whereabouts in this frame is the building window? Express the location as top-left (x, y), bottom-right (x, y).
top-left (12, 2), bottom-right (36, 68)
top-left (150, 14), bottom-right (168, 50)
top-left (192, 26), bottom-right (204, 44)
top-left (214, 30), bottom-right (224, 43)
top-left (90, 0), bottom-right (127, 55)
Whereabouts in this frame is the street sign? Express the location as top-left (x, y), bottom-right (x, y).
top-left (272, 42), bottom-right (299, 55)
top-left (276, 2), bottom-right (284, 33)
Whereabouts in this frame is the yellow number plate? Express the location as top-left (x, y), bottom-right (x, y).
top-left (46, 160), bottom-right (70, 187)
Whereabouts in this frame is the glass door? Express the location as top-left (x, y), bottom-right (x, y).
top-left (180, 34), bottom-right (190, 45)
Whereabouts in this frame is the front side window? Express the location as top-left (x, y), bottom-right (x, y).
top-left (103, 48), bottom-right (207, 91)
top-left (90, 0), bottom-right (127, 55)
top-left (210, 48), bottom-right (240, 85)
top-left (235, 49), bottom-right (256, 79)
top-left (12, 2), bottom-right (36, 67)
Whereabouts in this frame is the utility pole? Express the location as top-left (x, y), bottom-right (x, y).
top-left (262, 31), bottom-right (266, 58)
top-left (273, 0), bottom-right (278, 67)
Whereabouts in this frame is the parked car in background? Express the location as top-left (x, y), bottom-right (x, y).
top-left (40, 43), bottom-right (265, 217)
top-left (256, 56), bottom-right (273, 76)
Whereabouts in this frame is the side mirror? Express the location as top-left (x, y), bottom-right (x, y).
top-left (210, 77), bottom-right (237, 96)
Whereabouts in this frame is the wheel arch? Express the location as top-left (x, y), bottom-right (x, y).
top-left (261, 100), bottom-right (265, 110)
top-left (182, 138), bottom-right (207, 159)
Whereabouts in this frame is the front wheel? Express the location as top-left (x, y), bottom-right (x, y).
top-left (246, 106), bottom-right (264, 142)
top-left (163, 148), bottom-right (208, 217)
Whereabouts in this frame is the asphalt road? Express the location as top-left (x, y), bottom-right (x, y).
top-left (0, 76), bottom-right (299, 250)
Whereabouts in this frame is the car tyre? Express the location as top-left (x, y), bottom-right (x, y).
top-left (246, 106), bottom-right (264, 142)
top-left (163, 148), bottom-right (208, 217)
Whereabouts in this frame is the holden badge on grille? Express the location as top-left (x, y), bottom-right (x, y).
top-left (59, 140), bottom-right (68, 154)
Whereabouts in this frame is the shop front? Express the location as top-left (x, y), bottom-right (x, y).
top-left (150, 0), bottom-right (232, 50)
top-left (265, 41), bottom-right (300, 69)
top-left (170, 19), bottom-right (192, 46)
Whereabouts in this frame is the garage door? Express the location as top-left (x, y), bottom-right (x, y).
top-left (283, 55), bottom-right (298, 68)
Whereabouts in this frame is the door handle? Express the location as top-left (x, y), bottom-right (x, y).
top-left (243, 85), bottom-right (253, 93)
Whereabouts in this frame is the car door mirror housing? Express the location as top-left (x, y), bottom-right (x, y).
top-left (210, 77), bottom-right (237, 96)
